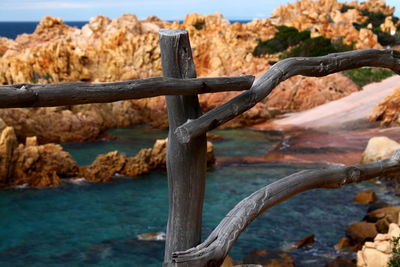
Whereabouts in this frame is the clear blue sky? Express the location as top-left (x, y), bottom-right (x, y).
top-left (0, 0), bottom-right (399, 21)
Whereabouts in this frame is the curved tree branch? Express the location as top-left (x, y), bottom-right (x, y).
top-left (0, 75), bottom-right (254, 108)
top-left (175, 49), bottom-right (400, 143)
top-left (171, 150), bottom-right (400, 267)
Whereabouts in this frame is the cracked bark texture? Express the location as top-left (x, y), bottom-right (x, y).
top-left (171, 151), bottom-right (400, 267)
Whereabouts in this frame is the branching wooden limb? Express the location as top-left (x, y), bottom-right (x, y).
top-left (175, 49), bottom-right (400, 143)
top-left (0, 75), bottom-right (254, 108)
top-left (171, 150), bottom-right (400, 267)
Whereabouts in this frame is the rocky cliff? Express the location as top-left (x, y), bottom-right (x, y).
top-left (1, 0), bottom-right (394, 142)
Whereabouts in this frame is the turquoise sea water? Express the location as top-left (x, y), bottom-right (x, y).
top-left (0, 127), bottom-right (398, 266)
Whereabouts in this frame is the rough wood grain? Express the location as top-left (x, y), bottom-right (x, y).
top-left (0, 76), bottom-right (254, 108)
top-left (159, 29), bottom-right (207, 267)
top-left (171, 151), bottom-right (400, 267)
top-left (175, 49), bottom-right (400, 143)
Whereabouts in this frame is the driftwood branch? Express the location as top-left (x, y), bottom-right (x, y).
top-left (171, 150), bottom-right (400, 267)
top-left (175, 49), bottom-right (400, 143)
top-left (0, 75), bottom-right (254, 108)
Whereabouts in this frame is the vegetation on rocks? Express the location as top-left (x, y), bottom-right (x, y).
top-left (253, 26), bottom-right (353, 60)
top-left (344, 67), bottom-right (395, 87)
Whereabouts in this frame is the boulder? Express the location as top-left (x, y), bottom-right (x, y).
top-left (242, 250), bottom-right (294, 267)
top-left (353, 190), bottom-right (377, 204)
top-left (345, 222), bottom-right (378, 246)
top-left (360, 136), bottom-right (400, 164)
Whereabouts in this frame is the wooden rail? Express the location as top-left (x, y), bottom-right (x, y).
top-left (171, 151), bottom-right (400, 266)
top-left (0, 76), bottom-right (254, 108)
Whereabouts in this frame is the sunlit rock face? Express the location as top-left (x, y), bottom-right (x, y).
top-left (269, 0), bottom-right (387, 49)
top-left (0, 4), bottom-right (384, 141)
top-left (369, 88), bottom-right (400, 127)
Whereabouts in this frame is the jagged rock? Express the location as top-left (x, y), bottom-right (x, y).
top-left (360, 136), bottom-right (400, 164)
top-left (0, 107), bottom-right (102, 143)
top-left (369, 87), bottom-right (400, 127)
top-left (81, 138), bottom-right (215, 181)
top-left (0, 127), bottom-right (18, 183)
top-left (266, 73), bottom-right (360, 112)
top-left (353, 190), bottom-right (377, 204)
top-left (12, 141), bottom-right (79, 187)
top-left (358, 0), bottom-right (395, 16)
top-left (242, 250), bottom-right (294, 267)
top-left (269, 0), bottom-right (382, 49)
top-left (79, 151), bottom-right (127, 182)
top-left (0, 4), bottom-right (390, 141)
top-left (293, 234), bottom-right (315, 249)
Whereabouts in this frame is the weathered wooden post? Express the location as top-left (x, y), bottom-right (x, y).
top-left (159, 29), bottom-right (207, 266)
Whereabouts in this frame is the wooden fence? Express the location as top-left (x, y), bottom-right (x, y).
top-left (2, 29), bottom-right (400, 267)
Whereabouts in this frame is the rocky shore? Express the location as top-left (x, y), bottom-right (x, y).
top-left (1, 0), bottom-right (396, 143)
top-left (0, 121), bottom-right (215, 188)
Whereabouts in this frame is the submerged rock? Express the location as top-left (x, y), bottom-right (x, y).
top-left (353, 190), bottom-right (377, 205)
top-left (242, 249), bottom-right (294, 267)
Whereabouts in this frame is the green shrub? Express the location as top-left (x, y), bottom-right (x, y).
top-left (253, 26), bottom-right (310, 56)
top-left (193, 20), bottom-right (205, 30)
top-left (343, 67), bottom-right (394, 87)
top-left (279, 36), bottom-right (353, 59)
top-left (389, 236), bottom-right (400, 267)
top-left (340, 4), bottom-right (355, 13)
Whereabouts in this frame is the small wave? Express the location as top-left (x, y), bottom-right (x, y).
top-left (137, 232), bottom-right (166, 241)
top-left (12, 183), bottom-right (28, 189)
top-left (64, 177), bottom-right (89, 184)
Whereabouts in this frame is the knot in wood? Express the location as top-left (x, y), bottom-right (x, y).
top-left (347, 167), bottom-right (361, 183)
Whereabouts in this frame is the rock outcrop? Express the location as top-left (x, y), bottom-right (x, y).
top-left (0, 125), bottom-right (80, 187)
top-left (357, 223), bottom-right (400, 267)
top-left (269, 0), bottom-right (384, 49)
top-left (0, 4), bottom-right (379, 142)
top-left (0, 122), bottom-right (215, 187)
top-left (79, 138), bottom-right (215, 182)
top-left (369, 87), bottom-right (400, 127)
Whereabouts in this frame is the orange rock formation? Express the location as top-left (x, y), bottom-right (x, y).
top-left (0, 0), bottom-right (388, 142)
